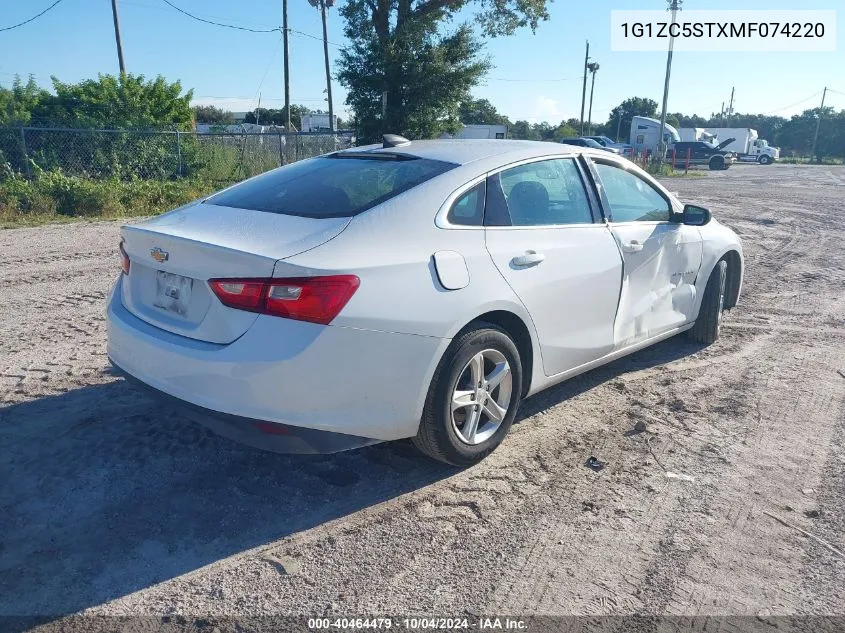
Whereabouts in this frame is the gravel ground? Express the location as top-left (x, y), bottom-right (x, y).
top-left (1, 164), bottom-right (844, 630)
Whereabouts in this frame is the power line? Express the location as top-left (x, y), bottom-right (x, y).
top-left (288, 27), bottom-right (344, 48)
top-left (123, 0), bottom-right (279, 30)
top-left (157, 1), bottom-right (340, 48)
top-left (760, 91), bottom-right (823, 115)
top-left (0, 0), bottom-right (67, 32)
top-left (251, 34), bottom-right (284, 107)
top-left (160, 0), bottom-right (279, 33)
top-left (491, 77), bottom-right (578, 83)
top-left (194, 95), bottom-right (329, 102)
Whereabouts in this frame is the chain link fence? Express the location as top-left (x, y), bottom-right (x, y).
top-left (0, 127), bottom-right (356, 182)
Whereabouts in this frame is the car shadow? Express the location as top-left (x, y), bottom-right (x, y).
top-left (0, 335), bottom-right (704, 624)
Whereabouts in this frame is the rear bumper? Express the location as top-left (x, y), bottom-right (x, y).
top-left (112, 363), bottom-right (379, 453)
top-left (106, 277), bottom-right (448, 444)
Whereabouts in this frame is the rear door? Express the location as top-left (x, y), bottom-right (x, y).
top-left (484, 156), bottom-right (623, 377)
top-left (587, 158), bottom-right (703, 347)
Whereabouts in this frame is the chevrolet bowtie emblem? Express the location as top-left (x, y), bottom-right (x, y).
top-left (150, 247), bottom-right (169, 264)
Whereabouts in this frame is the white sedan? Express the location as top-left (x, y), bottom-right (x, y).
top-left (107, 137), bottom-right (743, 466)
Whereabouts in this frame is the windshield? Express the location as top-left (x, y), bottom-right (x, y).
top-left (581, 138), bottom-right (604, 149)
top-left (206, 154), bottom-right (457, 218)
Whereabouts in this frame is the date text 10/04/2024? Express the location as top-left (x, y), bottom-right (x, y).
top-left (307, 617), bottom-right (527, 630)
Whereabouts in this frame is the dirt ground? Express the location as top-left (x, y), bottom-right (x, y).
top-left (1, 164), bottom-right (843, 630)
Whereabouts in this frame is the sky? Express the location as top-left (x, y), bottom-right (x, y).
top-left (0, 0), bottom-right (842, 129)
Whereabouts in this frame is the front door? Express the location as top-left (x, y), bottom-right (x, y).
top-left (589, 160), bottom-right (703, 348)
top-left (483, 157), bottom-right (623, 376)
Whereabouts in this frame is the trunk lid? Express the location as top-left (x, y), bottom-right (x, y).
top-left (120, 202), bottom-right (350, 343)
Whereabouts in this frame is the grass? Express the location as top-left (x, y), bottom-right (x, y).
top-left (778, 156), bottom-right (844, 165)
top-left (0, 168), bottom-right (222, 228)
top-left (642, 162), bottom-right (707, 178)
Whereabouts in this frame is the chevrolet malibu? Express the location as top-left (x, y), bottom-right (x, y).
top-left (107, 137), bottom-right (743, 466)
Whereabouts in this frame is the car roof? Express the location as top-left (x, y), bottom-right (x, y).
top-left (337, 139), bottom-right (608, 166)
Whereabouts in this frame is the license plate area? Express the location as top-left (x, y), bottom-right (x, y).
top-left (154, 271), bottom-right (194, 316)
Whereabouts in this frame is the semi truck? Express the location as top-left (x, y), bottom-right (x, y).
top-left (679, 127), bottom-right (717, 143)
top-left (703, 128), bottom-right (779, 164)
top-left (629, 116), bottom-right (680, 155)
top-left (443, 124), bottom-right (508, 139)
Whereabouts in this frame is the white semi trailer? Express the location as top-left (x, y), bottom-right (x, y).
top-left (679, 127), bottom-right (717, 143)
top-left (704, 128), bottom-right (779, 164)
top-left (449, 124), bottom-right (508, 139)
top-left (629, 116), bottom-right (680, 155)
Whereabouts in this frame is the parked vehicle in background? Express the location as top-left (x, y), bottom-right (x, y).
top-left (704, 128), bottom-right (779, 164)
top-left (300, 113), bottom-right (340, 133)
top-left (585, 135), bottom-right (634, 153)
top-left (670, 139), bottom-right (738, 170)
top-left (107, 138), bottom-right (743, 466)
top-left (559, 137), bottom-right (621, 154)
top-left (446, 124), bottom-right (508, 139)
top-left (629, 116), bottom-right (681, 155)
top-left (678, 128), bottom-right (717, 143)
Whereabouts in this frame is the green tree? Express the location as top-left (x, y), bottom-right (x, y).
top-left (552, 123), bottom-right (578, 140)
top-left (0, 76), bottom-right (50, 126)
top-left (777, 107), bottom-right (844, 159)
top-left (193, 105), bottom-right (235, 125)
top-left (244, 105), bottom-right (310, 129)
top-left (337, 0), bottom-right (549, 142)
top-left (459, 98), bottom-right (511, 126)
top-left (509, 120), bottom-right (537, 140)
top-left (39, 74), bottom-right (194, 130)
top-left (605, 97), bottom-right (658, 142)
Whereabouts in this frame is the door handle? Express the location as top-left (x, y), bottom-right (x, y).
top-left (620, 240), bottom-right (644, 253)
top-left (511, 251), bottom-right (546, 267)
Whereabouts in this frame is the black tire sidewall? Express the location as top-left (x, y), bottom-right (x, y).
top-left (427, 327), bottom-right (522, 465)
top-left (703, 261), bottom-right (726, 337)
top-left (710, 156), bottom-right (724, 170)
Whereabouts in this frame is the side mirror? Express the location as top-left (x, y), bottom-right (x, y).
top-left (682, 204), bottom-right (711, 226)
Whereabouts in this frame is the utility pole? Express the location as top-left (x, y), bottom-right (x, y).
top-left (727, 86), bottom-right (735, 122)
top-left (720, 102), bottom-right (725, 124)
top-left (657, 0), bottom-right (681, 161)
top-left (282, 0), bottom-right (291, 131)
top-left (810, 87), bottom-right (828, 162)
top-left (587, 62), bottom-right (599, 136)
top-left (616, 113), bottom-right (622, 142)
top-left (319, 0), bottom-right (335, 132)
top-left (579, 41), bottom-right (589, 135)
top-left (110, 0), bottom-right (126, 74)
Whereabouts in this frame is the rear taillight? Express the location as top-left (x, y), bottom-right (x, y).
top-left (208, 275), bottom-right (360, 325)
top-left (119, 239), bottom-right (130, 275)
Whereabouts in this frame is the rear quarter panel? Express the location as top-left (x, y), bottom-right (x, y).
top-left (276, 165), bottom-right (545, 395)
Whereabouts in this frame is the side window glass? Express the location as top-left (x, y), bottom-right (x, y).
top-left (489, 159), bottom-right (593, 227)
top-left (594, 163), bottom-right (671, 222)
top-left (446, 181), bottom-right (485, 226)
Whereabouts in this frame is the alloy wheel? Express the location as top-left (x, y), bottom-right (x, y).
top-left (450, 349), bottom-right (513, 445)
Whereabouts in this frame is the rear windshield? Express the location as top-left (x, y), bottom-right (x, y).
top-left (206, 154), bottom-right (457, 218)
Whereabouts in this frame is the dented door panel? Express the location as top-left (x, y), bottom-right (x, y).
top-left (609, 222), bottom-right (703, 347)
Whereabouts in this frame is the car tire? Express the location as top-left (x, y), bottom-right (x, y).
top-left (689, 260), bottom-right (727, 345)
top-left (709, 156), bottom-right (724, 170)
top-left (759, 155), bottom-right (772, 165)
top-left (414, 323), bottom-right (523, 467)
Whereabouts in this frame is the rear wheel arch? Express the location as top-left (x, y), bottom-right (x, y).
top-left (462, 310), bottom-right (534, 398)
